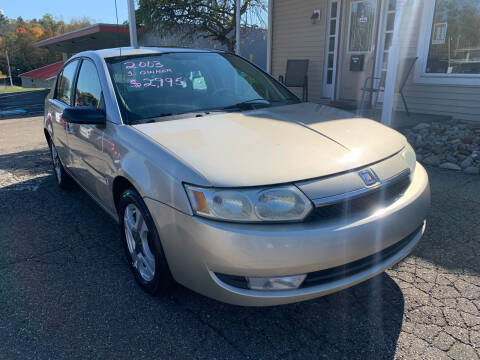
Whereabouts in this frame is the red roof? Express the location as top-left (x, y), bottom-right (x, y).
top-left (19, 61), bottom-right (64, 80)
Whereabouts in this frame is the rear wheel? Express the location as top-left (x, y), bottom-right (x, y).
top-left (49, 142), bottom-right (76, 189)
top-left (119, 189), bottom-right (172, 295)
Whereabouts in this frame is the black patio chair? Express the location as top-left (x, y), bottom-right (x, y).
top-left (278, 59), bottom-right (309, 102)
top-left (359, 57), bottom-right (418, 116)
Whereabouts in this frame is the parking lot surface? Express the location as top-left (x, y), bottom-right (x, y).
top-left (0, 90), bottom-right (49, 119)
top-left (0, 116), bottom-right (479, 359)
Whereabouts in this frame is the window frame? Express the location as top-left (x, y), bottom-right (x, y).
top-left (74, 58), bottom-right (104, 109)
top-left (346, 0), bottom-right (378, 54)
top-left (54, 59), bottom-right (80, 106)
top-left (415, 0), bottom-right (480, 86)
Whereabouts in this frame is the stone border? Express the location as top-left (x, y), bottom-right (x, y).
top-left (402, 120), bottom-right (480, 175)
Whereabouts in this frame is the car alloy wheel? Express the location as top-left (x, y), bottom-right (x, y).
top-left (119, 189), bottom-right (172, 295)
top-left (123, 203), bottom-right (156, 282)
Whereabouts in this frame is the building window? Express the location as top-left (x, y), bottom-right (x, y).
top-left (348, 0), bottom-right (377, 53)
top-left (426, 0), bottom-right (480, 75)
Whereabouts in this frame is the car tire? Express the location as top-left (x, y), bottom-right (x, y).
top-left (49, 142), bottom-right (76, 189)
top-left (119, 188), bottom-right (172, 295)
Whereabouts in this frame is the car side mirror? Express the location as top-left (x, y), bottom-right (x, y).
top-left (62, 107), bottom-right (106, 125)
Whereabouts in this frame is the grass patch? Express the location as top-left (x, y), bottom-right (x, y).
top-left (0, 86), bottom-right (46, 94)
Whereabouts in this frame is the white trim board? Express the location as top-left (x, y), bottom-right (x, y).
top-left (267, 0), bottom-right (273, 74)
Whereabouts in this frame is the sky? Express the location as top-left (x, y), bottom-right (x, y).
top-left (0, 0), bottom-right (129, 24)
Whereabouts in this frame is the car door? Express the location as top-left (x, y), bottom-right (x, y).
top-left (48, 60), bottom-right (80, 167)
top-left (66, 58), bottom-right (108, 198)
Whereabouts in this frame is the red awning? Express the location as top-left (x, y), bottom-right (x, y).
top-left (19, 61), bottom-right (64, 80)
top-left (34, 23), bottom-right (132, 54)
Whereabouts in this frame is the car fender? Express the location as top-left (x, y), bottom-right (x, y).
top-left (109, 125), bottom-right (211, 216)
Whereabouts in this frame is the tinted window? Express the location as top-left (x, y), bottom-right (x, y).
top-left (106, 52), bottom-right (298, 122)
top-left (75, 60), bottom-right (102, 108)
top-left (56, 60), bottom-right (79, 105)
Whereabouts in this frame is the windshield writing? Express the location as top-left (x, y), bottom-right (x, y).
top-left (107, 52), bottom-right (298, 122)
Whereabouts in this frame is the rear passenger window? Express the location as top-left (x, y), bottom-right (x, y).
top-left (75, 60), bottom-right (102, 108)
top-left (56, 60), bottom-right (79, 105)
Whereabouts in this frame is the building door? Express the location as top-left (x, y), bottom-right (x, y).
top-left (373, 0), bottom-right (397, 104)
top-left (338, 0), bottom-right (379, 102)
top-left (323, 0), bottom-right (341, 99)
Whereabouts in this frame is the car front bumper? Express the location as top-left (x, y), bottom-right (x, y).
top-left (145, 163), bottom-right (430, 306)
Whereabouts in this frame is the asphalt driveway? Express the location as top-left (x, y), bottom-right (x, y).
top-left (0, 117), bottom-right (479, 359)
top-left (0, 90), bottom-right (49, 119)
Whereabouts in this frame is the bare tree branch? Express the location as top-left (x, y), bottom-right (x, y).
top-left (136, 0), bottom-right (266, 51)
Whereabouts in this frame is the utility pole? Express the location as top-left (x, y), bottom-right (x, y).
top-left (127, 0), bottom-right (139, 49)
top-left (5, 50), bottom-right (13, 87)
top-left (235, 0), bottom-right (241, 54)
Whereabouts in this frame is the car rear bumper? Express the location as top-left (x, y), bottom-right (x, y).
top-left (146, 163), bottom-right (430, 306)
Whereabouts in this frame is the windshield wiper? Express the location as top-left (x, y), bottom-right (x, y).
top-left (221, 98), bottom-right (272, 110)
top-left (138, 111), bottom-right (211, 123)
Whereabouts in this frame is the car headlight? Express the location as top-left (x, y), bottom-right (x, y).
top-left (400, 143), bottom-right (416, 174)
top-left (184, 184), bottom-right (313, 222)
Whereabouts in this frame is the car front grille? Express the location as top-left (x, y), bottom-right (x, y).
top-left (306, 176), bottom-right (411, 223)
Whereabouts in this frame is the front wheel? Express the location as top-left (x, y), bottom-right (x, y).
top-left (119, 189), bottom-right (172, 295)
top-left (49, 142), bottom-right (76, 189)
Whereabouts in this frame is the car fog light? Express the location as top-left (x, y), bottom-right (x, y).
top-left (246, 274), bottom-right (307, 290)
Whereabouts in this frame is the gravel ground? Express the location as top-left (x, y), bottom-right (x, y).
top-left (0, 117), bottom-right (479, 360)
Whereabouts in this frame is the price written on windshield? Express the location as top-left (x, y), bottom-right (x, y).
top-left (129, 77), bottom-right (184, 88)
top-left (123, 60), bottom-right (185, 89)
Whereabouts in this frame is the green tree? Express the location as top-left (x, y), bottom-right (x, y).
top-left (0, 14), bottom-right (92, 85)
top-left (136, 0), bottom-right (266, 52)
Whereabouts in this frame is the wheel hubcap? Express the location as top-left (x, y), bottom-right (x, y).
top-left (124, 204), bottom-right (156, 282)
top-left (50, 144), bottom-right (62, 183)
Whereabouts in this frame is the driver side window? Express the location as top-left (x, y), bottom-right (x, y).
top-left (75, 59), bottom-right (103, 108)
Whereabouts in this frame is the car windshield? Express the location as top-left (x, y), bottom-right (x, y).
top-left (106, 52), bottom-right (299, 123)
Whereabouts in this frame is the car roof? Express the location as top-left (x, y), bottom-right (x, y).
top-left (73, 46), bottom-right (223, 60)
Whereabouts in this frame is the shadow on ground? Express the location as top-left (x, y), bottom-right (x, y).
top-left (0, 148), bottom-right (50, 173)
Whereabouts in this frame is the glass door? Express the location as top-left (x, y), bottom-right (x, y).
top-left (323, 0), bottom-right (341, 99)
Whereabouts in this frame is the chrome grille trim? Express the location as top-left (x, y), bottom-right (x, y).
top-left (313, 168), bottom-right (411, 208)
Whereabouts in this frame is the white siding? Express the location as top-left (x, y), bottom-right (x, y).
top-left (395, 1), bottom-right (480, 122)
top-left (271, 0), bottom-right (327, 100)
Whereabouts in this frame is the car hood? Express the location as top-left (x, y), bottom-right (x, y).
top-left (132, 103), bottom-right (406, 187)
